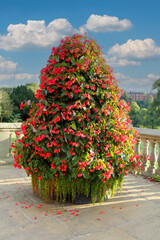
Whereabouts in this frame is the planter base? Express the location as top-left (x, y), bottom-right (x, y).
top-left (74, 194), bottom-right (92, 204)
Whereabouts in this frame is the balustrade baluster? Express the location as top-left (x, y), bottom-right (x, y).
top-left (155, 142), bottom-right (160, 175)
top-left (141, 138), bottom-right (149, 172)
top-left (9, 133), bottom-right (12, 157)
top-left (135, 138), bottom-right (141, 155)
top-left (147, 140), bottom-right (157, 174)
top-left (0, 123), bottom-right (22, 160)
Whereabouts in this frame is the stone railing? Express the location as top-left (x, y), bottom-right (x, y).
top-left (0, 123), bottom-right (22, 160)
top-left (134, 127), bottom-right (160, 176)
top-left (0, 123), bottom-right (160, 176)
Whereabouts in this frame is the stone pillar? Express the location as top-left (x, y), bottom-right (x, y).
top-left (155, 141), bottom-right (160, 175)
top-left (141, 138), bottom-right (149, 172)
top-left (0, 123), bottom-right (22, 160)
top-left (135, 138), bottom-right (141, 155)
top-left (0, 129), bottom-right (11, 159)
top-left (147, 140), bottom-right (157, 174)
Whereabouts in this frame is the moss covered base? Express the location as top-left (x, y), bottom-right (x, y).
top-left (31, 174), bottom-right (123, 204)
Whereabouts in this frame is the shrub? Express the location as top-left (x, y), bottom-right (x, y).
top-left (13, 34), bottom-right (142, 203)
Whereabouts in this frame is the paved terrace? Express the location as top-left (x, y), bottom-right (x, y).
top-left (0, 165), bottom-right (160, 240)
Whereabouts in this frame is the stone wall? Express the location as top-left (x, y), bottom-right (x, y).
top-left (0, 123), bottom-right (21, 163)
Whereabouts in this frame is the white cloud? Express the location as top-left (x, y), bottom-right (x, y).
top-left (0, 15), bottom-right (133, 51)
top-left (0, 84), bottom-right (9, 88)
top-left (0, 74), bottom-right (15, 81)
top-left (147, 73), bottom-right (160, 80)
top-left (0, 54), bottom-right (39, 86)
top-left (85, 14), bottom-right (132, 32)
top-left (108, 38), bottom-right (160, 59)
top-left (15, 73), bottom-right (39, 81)
top-left (115, 72), bottom-right (128, 80)
top-left (0, 56), bottom-right (17, 73)
top-left (105, 56), bottom-right (140, 67)
top-left (115, 72), bottom-right (156, 92)
top-left (0, 73), bottom-right (39, 82)
top-left (0, 19), bottom-right (77, 51)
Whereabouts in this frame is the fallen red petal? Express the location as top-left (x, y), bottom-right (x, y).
top-left (57, 211), bottom-right (62, 215)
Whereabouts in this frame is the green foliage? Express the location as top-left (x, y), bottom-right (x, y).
top-left (120, 91), bottom-right (132, 103)
top-left (10, 84), bottom-right (38, 121)
top-left (129, 101), bottom-right (142, 127)
top-left (0, 90), bottom-right (13, 122)
top-left (13, 34), bottom-right (142, 203)
top-left (121, 90), bottom-right (159, 129)
top-left (154, 174), bottom-right (160, 182)
top-left (149, 79), bottom-right (160, 128)
top-left (25, 83), bottom-right (39, 94)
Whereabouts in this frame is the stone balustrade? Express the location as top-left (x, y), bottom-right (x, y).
top-left (134, 127), bottom-right (160, 175)
top-left (0, 123), bottom-right (160, 176)
top-left (0, 123), bottom-right (22, 160)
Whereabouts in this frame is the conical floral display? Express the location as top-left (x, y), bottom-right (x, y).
top-left (13, 34), bottom-right (142, 203)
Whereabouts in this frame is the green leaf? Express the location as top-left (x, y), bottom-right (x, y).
top-left (72, 121), bottom-right (77, 130)
top-left (72, 156), bottom-right (79, 166)
top-left (61, 145), bottom-right (66, 153)
top-left (70, 92), bottom-right (74, 98)
top-left (61, 92), bottom-right (66, 97)
top-left (71, 57), bottom-right (75, 65)
top-left (56, 56), bottom-right (59, 62)
top-left (82, 171), bottom-right (89, 179)
top-left (96, 88), bottom-right (100, 96)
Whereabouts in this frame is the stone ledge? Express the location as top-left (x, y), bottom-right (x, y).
top-left (0, 157), bottom-right (14, 165)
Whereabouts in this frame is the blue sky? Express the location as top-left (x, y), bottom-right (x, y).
top-left (0, 0), bottom-right (160, 92)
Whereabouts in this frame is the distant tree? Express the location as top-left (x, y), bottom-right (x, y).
top-left (151, 79), bottom-right (160, 111)
top-left (0, 90), bottom-right (13, 122)
top-left (129, 101), bottom-right (142, 127)
top-left (10, 85), bottom-right (38, 121)
top-left (146, 79), bottom-right (160, 128)
top-left (136, 99), bottom-right (148, 109)
top-left (0, 87), bottom-right (13, 95)
top-left (130, 101), bottom-right (140, 112)
top-left (147, 95), bottom-right (154, 105)
top-left (120, 91), bottom-right (132, 103)
top-left (140, 108), bottom-right (147, 127)
top-left (25, 83), bottom-right (39, 94)
top-left (143, 108), bottom-right (157, 128)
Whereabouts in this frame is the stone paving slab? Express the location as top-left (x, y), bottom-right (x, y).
top-left (0, 165), bottom-right (160, 240)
